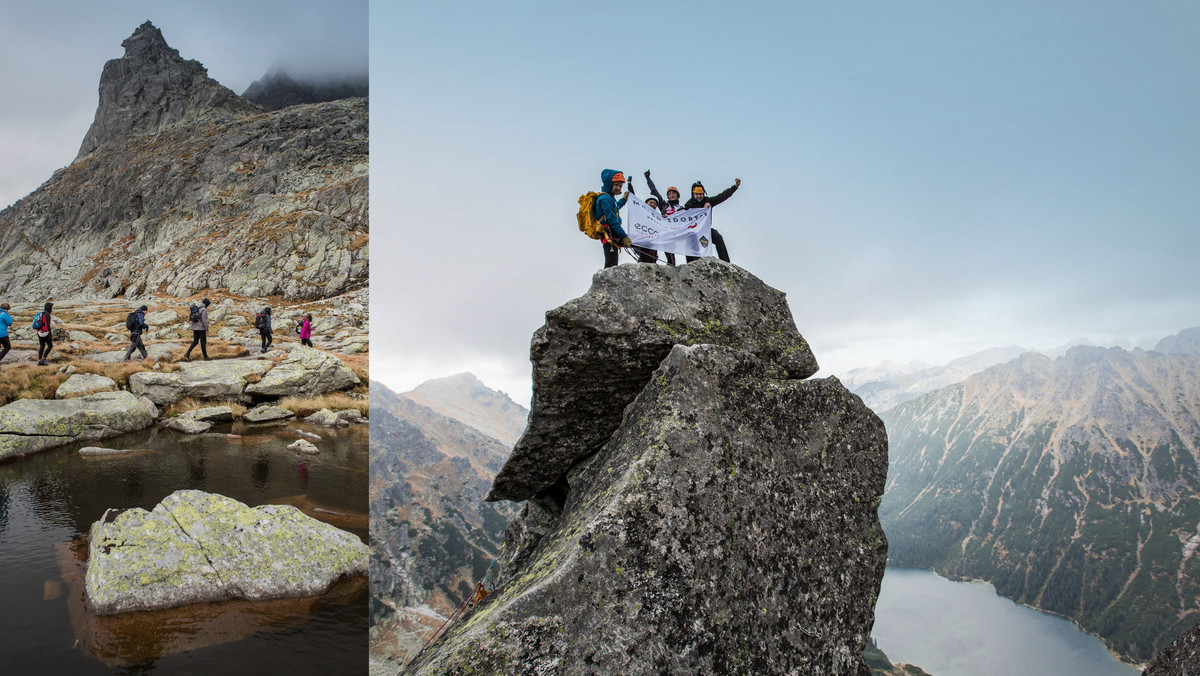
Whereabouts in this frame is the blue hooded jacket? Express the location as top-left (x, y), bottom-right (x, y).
top-left (0, 310), bottom-right (11, 338)
top-left (594, 169), bottom-right (628, 240)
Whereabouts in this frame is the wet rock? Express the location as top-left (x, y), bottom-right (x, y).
top-left (79, 446), bottom-right (140, 457)
top-left (0, 392), bottom-right (159, 461)
top-left (288, 439), bottom-right (319, 454)
top-left (243, 404), bottom-right (295, 423)
top-left (304, 408), bottom-right (348, 428)
top-left (411, 345), bottom-right (886, 675)
top-left (488, 259), bottom-right (819, 503)
top-left (55, 373), bottom-right (118, 399)
top-left (165, 417), bottom-right (212, 434)
top-left (85, 489), bottom-right (367, 614)
top-left (245, 346), bottom-right (360, 398)
top-left (129, 359), bottom-right (272, 405)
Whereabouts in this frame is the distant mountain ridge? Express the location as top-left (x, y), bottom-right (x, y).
top-left (881, 331), bottom-right (1200, 661)
top-left (368, 376), bottom-right (525, 664)
top-left (842, 346), bottom-right (1028, 412)
top-left (401, 373), bottom-right (527, 447)
top-left (242, 68), bottom-right (369, 111)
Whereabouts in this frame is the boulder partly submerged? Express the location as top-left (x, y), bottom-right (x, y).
top-left (245, 346), bottom-right (361, 398)
top-left (85, 489), bottom-right (368, 615)
top-left (0, 391), bottom-right (159, 461)
top-left (488, 259), bottom-right (819, 503)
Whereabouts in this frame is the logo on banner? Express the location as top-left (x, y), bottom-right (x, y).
top-left (699, 236), bottom-right (709, 247)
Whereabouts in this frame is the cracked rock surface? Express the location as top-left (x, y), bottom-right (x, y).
top-left (85, 489), bottom-right (368, 615)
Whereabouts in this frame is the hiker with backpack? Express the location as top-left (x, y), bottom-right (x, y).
top-left (33, 302), bottom-right (53, 366)
top-left (683, 179), bottom-right (740, 263)
top-left (123, 305), bottom-right (149, 361)
top-left (184, 298), bottom-right (212, 361)
top-left (298, 313), bottom-right (314, 348)
top-left (255, 307), bottom-right (273, 353)
top-left (595, 169), bottom-right (633, 268)
top-left (0, 303), bottom-right (13, 363)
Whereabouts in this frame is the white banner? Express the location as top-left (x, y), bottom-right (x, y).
top-left (624, 194), bottom-right (715, 258)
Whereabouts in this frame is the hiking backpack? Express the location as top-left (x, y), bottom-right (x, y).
top-left (576, 192), bottom-right (609, 240)
top-left (254, 312), bottom-right (267, 330)
top-left (295, 321), bottom-right (303, 335)
top-left (189, 304), bottom-right (201, 323)
top-left (32, 311), bottom-right (45, 331)
top-left (125, 312), bottom-right (137, 331)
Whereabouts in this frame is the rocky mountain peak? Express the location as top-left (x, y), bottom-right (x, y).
top-left (410, 260), bottom-right (887, 674)
top-left (78, 21), bottom-right (261, 157)
top-left (242, 67), bottom-right (369, 111)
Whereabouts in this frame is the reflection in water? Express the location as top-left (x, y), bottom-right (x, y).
top-left (0, 420), bottom-right (368, 674)
top-left (251, 453), bottom-right (270, 490)
top-left (297, 458), bottom-right (310, 490)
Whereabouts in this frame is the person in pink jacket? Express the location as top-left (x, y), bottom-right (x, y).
top-left (299, 313), bottom-right (314, 347)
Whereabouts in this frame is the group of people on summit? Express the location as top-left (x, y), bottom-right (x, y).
top-left (0, 299), bottom-right (319, 366)
top-left (592, 169), bottom-right (741, 268)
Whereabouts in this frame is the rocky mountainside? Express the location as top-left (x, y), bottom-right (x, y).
top-left (401, 373), bottom-right (527, 447)
top-left (0, 22), bottom-right (367, 302)
top-left (242, 68), bottom-right (369, 111)
top-left (1155, 327), bottom-right (1200, 356)
top-left (408, 261), bottom-right (888, 675)
top-left (842, 345), bottom-right (1027, 413)
top-left (881, 340), bottom-right (1200, 661)
top-left (369, 380), bottom-right (520, 663)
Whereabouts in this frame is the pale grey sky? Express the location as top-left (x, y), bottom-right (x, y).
top-left (371, 1), bottom-right (1199, 405)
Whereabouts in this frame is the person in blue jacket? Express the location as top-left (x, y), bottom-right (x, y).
top-left (0, 303), bottom-right (12, 362)
top-left (595, 169), bottom-right (632, 268)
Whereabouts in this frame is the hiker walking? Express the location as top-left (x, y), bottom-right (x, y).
top-left (123, 305), bottom-right (149, 361)
top-left (596, 169), bottom-right (633, 268)
top-left (184, 298), bottom-right (212, 361)
top-left (256, 307), bottom-right (273, 354)
top-left (0, 303), bottom-right (12, 363)
top-left (684, 179), bottom-right (740, 263)
top-left (34, 302), bottom-right (53, 366)
top-left (298, 313), bottom-right (314, 348)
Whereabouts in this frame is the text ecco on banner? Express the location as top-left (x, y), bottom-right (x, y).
top-left (624, 194), bottom-right (715, 258)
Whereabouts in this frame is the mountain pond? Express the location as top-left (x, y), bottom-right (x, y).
top-left (0, 419), bottom-right (367, 674)
top-left (872, 567), bottom-right (1141, 675)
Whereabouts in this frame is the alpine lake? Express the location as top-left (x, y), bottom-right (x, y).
top-left (872, 567), bottom-right (1142, 676)
top-left (0, 418), bottom-right (368, 674)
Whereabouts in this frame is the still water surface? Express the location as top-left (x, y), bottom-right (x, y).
top-left (873, 568), bottom-right (1141, 676)
top-left (0, 420), bottom-right (368, 675)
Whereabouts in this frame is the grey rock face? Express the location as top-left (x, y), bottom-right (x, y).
top-left (410, 344), bottom-right (886, 675)
top-left (244, 404), bottom-right (295, 423)
top-left (488, 259), bottom-right (818, 503)
top-left (0, 24), bottom-right (367, 304)
top-left (0, 391), bottom-right (159, 461)
top-left (304, 408), bottom-right (349, 428)
top-left (1145, 621), bottom-right (1200, 675)
top-left (85, 489), bottom-right (368, 615)
top-left (164, 417), bottom-right (212, 434)
top-left (78, 22), bottom-right (262, 157)
top-left (242, 68), bottom-right (369, 111)
top-left (187, 405), bottom-right (236, 423)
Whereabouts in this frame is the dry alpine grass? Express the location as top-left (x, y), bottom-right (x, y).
top-left (278, 392), bottom-right (368, 417)
top-left (0, 365), bottom-right (69, 406)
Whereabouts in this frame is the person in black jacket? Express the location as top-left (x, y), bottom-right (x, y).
top-left (123, 305), bottom-right (149, 361)
top-left (683, 178), bottom-right (740, 263)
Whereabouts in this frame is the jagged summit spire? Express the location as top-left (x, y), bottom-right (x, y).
top-left (77, 22), bottom-right (260, 157)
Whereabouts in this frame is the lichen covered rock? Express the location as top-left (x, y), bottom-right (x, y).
top-left (55, 373), bottom-right (119, 399)
top-left (245, 346), bottom-right (360, 398)
top-left (244, 404), bottom-right (295, 423)
top-left (0, 391), bottom-right (158, 461)
top-left (412, 344), bottom-right (886, 675)
top-left (85, 489), bottom-right (367, 615)
top-left (128, 359), bottom-right (272, 405)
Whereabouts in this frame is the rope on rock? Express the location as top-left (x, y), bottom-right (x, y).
top-left (408, 559), bottom-right (499, 665)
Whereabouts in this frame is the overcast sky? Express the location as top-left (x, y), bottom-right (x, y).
top-left (371, 0), bottom-right (1200, 405)
top-left (0, 0), bottom-right (367, 210)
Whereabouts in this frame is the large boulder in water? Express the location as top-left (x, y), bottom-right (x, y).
top-left (85, 489), bottom-right (368, 615)
top-left (244, 346), bottom-right (360, 398)
top-left (0, 391), bottom-right (158, 461)
top-left (409, 344), bottom-right (887, 674)
top-left (488, 259), bottom-right (819, 503)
